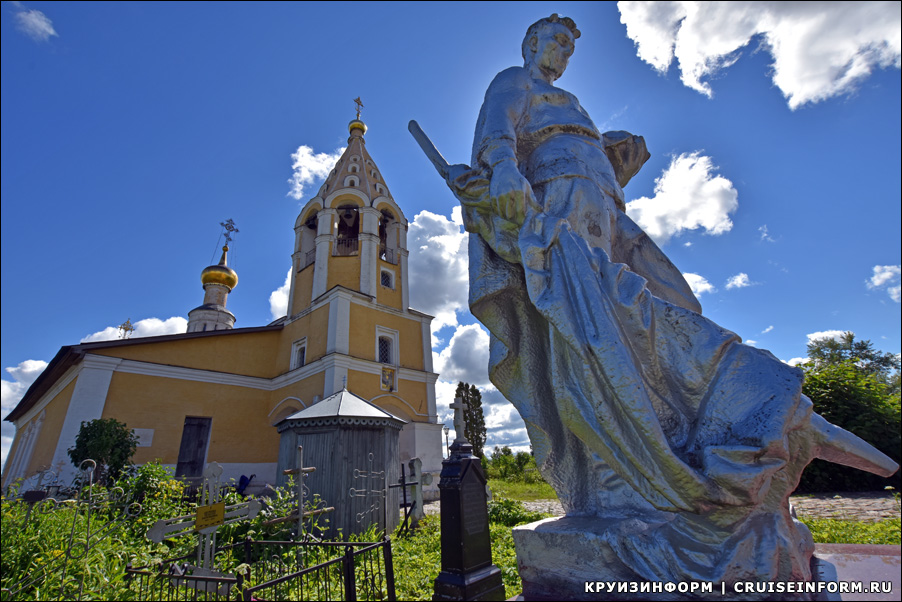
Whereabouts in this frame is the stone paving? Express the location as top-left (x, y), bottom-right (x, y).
top-left (423, 491), bottom-right (901, 522)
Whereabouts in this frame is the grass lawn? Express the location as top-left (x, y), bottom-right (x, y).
top-left (487, 478), bottom-right (557, 501)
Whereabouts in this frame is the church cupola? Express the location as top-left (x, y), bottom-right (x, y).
top-left (286, 102), bottom-right (410, 318)
top-left (187, 221), bottom-right (240, 332)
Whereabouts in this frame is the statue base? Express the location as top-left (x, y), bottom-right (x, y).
top-left (513, 517), bottom-right (834, 601)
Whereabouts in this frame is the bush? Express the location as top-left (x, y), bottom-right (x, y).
top-left (799, 361), bottom-right (901, 492)
top-left (67, 418), bottom-right (138, 485)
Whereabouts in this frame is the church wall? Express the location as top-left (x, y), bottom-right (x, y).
top-left (327, 253), bottom-right (361, 292)
top-left (290, 263), bottom-right (315, 315)
top-left (24, 379), bottom-right (76, 477)
top-left (270, 372), bottom-right (325, 419)
top-left (347, 304), bottom-right (424, 370)
top-left (278, 305), bottom-right (330, 373)
top-left (347, 371), bottom-right (428, 419)
top-left (101, 373), bottom-right (277, 465)
top-left (91, 330), bottom-right (282, 378)
top-left (375, 257), bottom-right (403, 310)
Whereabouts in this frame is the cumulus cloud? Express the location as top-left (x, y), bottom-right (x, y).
top-left (785, 357), bottom-right (809, 367)
top-left (806, 330), bottom-right (849, 345)
top-left (13, 2), bottom-right (58, 42)
top-left (626, 153), bottom-right (738, 245)
top-left (1, 359), bottom-right (49, 466)
top-left (725, 272), bottom-right (752, 289)
top-left (866, 264), bottom-right (901, 302)
top-left (682, 272), bottom-right (715, 296)
top-left (287, 145), bottom-right (345, 200)
top-left (618, 1), bottom-right (902, 109)
top-left (408, 208), bottom-right (469, 334)
top-left (80, 317), bottom-right (188, 343)
top-left (433, 324), bottom-right (490, 387)
top-left (745, 339), bottom-right (757, 347)
top-left (269, 269), bottom-right (291, 320)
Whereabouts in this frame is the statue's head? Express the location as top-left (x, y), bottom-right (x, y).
top-left (522, 14), bottom-right (581, 82)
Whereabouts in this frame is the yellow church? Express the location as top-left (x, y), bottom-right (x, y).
top-left (3, 116), bottom-right (444, 492)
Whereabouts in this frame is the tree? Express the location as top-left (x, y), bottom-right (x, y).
top-left (798, 359), bottom-right (901, 492)
top-left (807, 331), bottom-right (900, 378)
top-left (67, 418), bottom-right (139, 485)
top-left (455, 381), bottom-right (487, 457)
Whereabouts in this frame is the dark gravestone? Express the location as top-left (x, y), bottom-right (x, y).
top-left (433, 399), bottom-right (504, 601)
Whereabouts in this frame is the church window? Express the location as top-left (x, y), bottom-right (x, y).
top-left (375, 183), bottom-right (386, 195)
top-left (378, 336), bottom-right (392, 364)
top-left (344, 175), bottom-right (359, 187)
top-left (291, 338), bottom-right (307, 370)
top-left (334, 205), bottom-right (359, 256)
top-left (380, 269), bottom-right (394, 289)
top-left (349, 164), bottom-right (359, 173)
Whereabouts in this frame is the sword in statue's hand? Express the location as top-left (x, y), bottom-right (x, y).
top-left (408, 120), bottom-right (489, 204)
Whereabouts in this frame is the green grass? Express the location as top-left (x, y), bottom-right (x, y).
top-left (487, 478), bottom-right (557, 501)
top-left (802, 518), bottom-right (901, 545)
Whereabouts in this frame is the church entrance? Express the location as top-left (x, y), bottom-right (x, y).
top-left (175, 416), bottom-right (212, 479)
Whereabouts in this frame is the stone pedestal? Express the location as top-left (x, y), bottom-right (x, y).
top-left (433, 441), bottom-right (505, 601)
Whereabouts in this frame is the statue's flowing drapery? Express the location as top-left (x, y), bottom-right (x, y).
top-left (460, 174), bottom-right (819, 582)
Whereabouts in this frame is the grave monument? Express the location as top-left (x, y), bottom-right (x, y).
top-left (412, 13), bottom-right (899, 600)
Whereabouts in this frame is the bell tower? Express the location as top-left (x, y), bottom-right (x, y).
top-left (275, 107), bottom-right (441, 473)
top-left (287, 114), bottom-right (409, 314)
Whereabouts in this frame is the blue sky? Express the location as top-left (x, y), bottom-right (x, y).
top-left (2, 2), bottom-right (900, 465)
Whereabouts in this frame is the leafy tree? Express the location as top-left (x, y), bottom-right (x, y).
top-left (455, 381), bottom-right (487, 457)
top-left (798, 359), bottom-right (901, 492)
top-left (67, 418), bottom-right (138, 485)
top-left (807, 331), bottom-right (900, 378)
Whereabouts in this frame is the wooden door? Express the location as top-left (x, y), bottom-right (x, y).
top-left (175, 416), bottom-right (212, 478)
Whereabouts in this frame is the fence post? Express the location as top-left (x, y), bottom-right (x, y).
top-left (343, 545), bottom-right (357, 602)
top-left (382, 537), bottom-right (397, 601)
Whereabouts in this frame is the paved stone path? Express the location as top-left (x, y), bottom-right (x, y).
top-left (423, 492), bottom-right (900, 522)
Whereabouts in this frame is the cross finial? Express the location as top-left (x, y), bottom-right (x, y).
top-left (118, 318), bottom-right (135, 339)
top-left (450, 396), bottom-right (468, 443)
top-left (220, 218), bottom-right (239, 245)
top-left (353, 97), bottom-right (364, 120)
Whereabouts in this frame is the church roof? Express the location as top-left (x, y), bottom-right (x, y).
top-left (315, 117), bottom-right (395, 205)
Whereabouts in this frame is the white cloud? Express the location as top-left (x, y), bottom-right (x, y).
top-left (625, 152), bottom-right (738, 245)
top-left (866, 264), bottom-right (901, 302)
top-left (618, 1), bottom-right (902, 109)
top-left (762, 325), bottom-right (774, 334)
top-left (786, 357), bottom-right (809, 367)
top-left (682, 272), bottom-right (715, 296)
top-left (80, 317), bottom-right (188, 343)
top-left (759, 224), bottom-right (776, 242)
top-left (287, 145), bottom-right (345, 200)
top-left (806, 330), bottom-right (849, 345)
top-left (745, 339), bottom-right (757, 347)
top-left (269, 269), bottom-right (291, 320)
top-left (2, 359), bottom-right (49, 467)
top-left (408, 208), bottom-right (469, 334)
top-left (433, 324), bottom-right (490, 387)
top-left (725, 272), bottom-right (752, 289)
top-left (13, 2), bottom-right (58, 42)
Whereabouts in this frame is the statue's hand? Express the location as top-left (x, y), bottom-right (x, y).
top-left (490, 160), bottom-right (533, 225)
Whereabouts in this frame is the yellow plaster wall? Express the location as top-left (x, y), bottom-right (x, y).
top-left (25, 379), bottom-right (76, 476)
top-left (269, 371), bottom-right (325, 421)
top-left (91, 330), bottom-right (282, 378)
top-left (277, 306), bottom-right (330, 374)
top-left (376, 260), bottom-right (403, 310)
top-left (101, 373), bottom-right (278, 465)
top-left (327, 253), bottom-right (361, 292)
top-left (346, 371), bottom-right (428, 420)
top-left (347, 304), bottom-right (424, 369)
top-left (291, 264), bottom-right (315, 315)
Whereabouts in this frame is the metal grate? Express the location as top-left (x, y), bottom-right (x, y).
top-left (378, 337), bottom-right (392, 364)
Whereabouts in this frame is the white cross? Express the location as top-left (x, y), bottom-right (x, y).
top-left (450, 396), bottom-right (467, 443)
top-left (147, 463), bottom-right (261, 574)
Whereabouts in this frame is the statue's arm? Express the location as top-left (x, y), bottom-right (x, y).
top-left (470, 68), bottom-right (537, 226)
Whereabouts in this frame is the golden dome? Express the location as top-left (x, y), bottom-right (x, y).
top-left (348, 119), bottom-right (367, 135)
top-left (201, 246), bottom-right (238, 290)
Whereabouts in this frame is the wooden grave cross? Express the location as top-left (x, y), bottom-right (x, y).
top-left (349, 451), bottom-right (388, 530)
top-left (262, 445), bottom-right (333, 540)
top-left (147, 462), bottom-right (261, 586)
